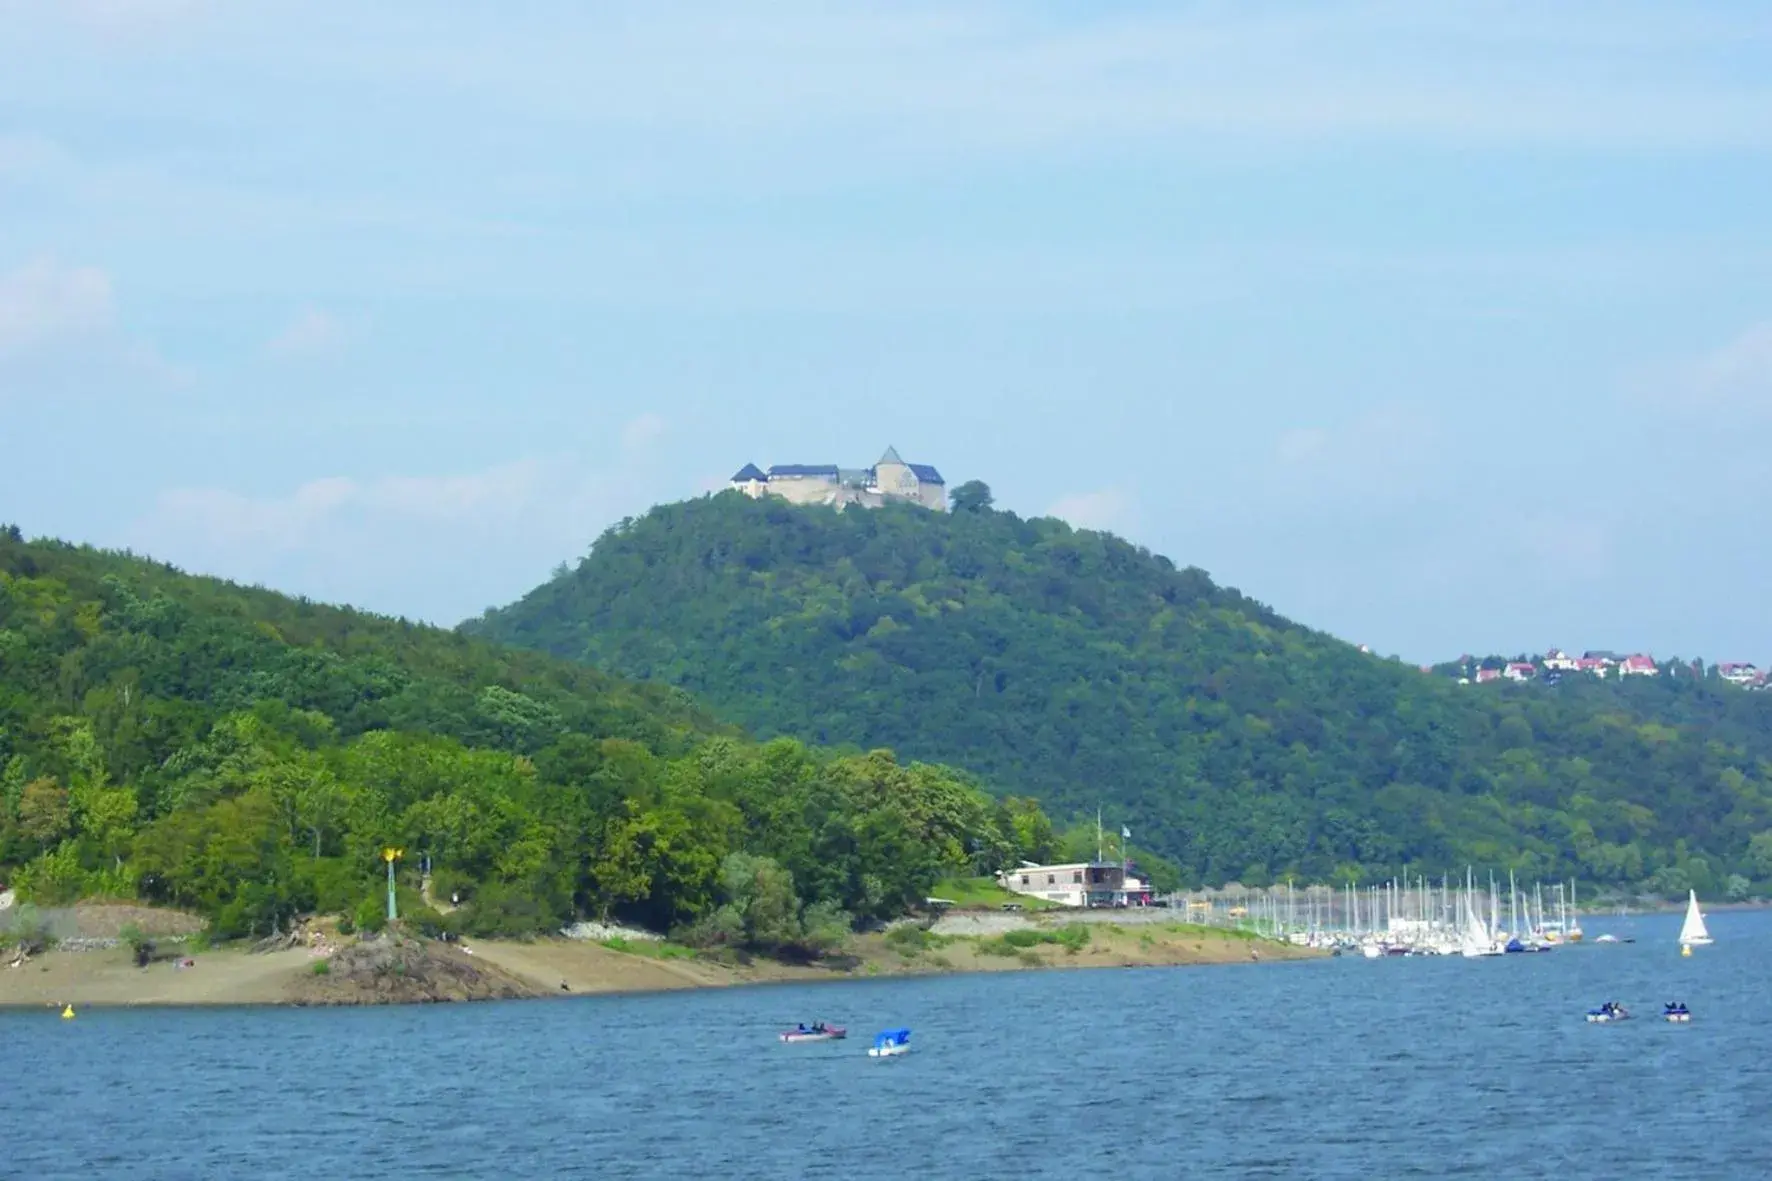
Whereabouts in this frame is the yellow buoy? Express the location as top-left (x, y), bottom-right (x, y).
top-left (61, 1004), bottom-right (75, 1019)
top-left (1681, 944), bottom-right (1692, 958)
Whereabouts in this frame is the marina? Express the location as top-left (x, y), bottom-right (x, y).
top-left (1167, 872), bottom-right (1593, 957)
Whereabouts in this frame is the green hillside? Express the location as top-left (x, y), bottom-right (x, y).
top-left (466, 491), bottom-right (1772, 897)
top-left (0, 526), bottom-right (1052, 940)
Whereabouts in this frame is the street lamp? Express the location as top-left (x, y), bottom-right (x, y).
top-left (383, 847), bottom-right (402, 923)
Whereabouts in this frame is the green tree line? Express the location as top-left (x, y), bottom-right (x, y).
top-left (467, 490), bottom-right (1772, 897)
top-left (0, 530), bottom-right (1054, 941)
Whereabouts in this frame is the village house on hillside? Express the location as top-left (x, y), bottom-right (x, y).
top-left (1719, 662), bottom-right (1762, 686)
top-left (729, 445), bottom-right (947, 511)
top-left (1449, 648), bottom-right (1768, 690)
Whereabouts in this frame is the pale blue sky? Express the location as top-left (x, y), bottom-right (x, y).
top-left (2, 1), bottom-right (1769, 664)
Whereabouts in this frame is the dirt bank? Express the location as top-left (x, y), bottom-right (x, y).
top-left (0, 914), bottom-right (1318, 1009)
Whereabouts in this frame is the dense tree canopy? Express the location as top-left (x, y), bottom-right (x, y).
top-left (0, 530), bottom-right (1049, 938)
top-left (468, 492), bottom-right (1772, 895)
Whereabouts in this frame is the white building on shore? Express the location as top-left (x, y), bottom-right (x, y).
top-left (997, 861), bottom-right (1153, 908)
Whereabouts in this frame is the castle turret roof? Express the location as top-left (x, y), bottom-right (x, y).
top-left (730, 463), bottom-right (766, 482)
top-left (878, 445), bottom-right (904, 465)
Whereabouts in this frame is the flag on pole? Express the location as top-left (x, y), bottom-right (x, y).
top-left (1121, 825), bottom-right (1131, 840)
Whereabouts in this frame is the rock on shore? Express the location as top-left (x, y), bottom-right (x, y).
top-left (287, 934), bottom-right (543, 1005)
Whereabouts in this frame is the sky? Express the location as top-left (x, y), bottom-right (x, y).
top-left (1, 1), bottom-right (1769, 665)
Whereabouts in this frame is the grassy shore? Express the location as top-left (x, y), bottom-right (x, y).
top-left (0, 908), bottom-right (1319, 1009)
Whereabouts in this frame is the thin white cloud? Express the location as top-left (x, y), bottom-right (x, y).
top-left (0, 256), bottom-right (191, 397)
top-left (52, 0), bottom-right (206, 36)
top-left (153, 476), bottom-right (358, 551)
top-left (1047, 487), bottom-right (1136, 535)
top-left (0, 133), bottom-right (71, 182)
top-left (1516, 512), bottom-right (1612, 576)
top-left (146, 460), bottom-right (544, 548)
top-left (296, 2), bottom-right (1772, 158)
top-left (1689, 321), bottom-right (1772, 409)
top-left (1634, 320), bottom-right (1772, 420)
top-left (0, 257), bottom-right (114, 357)
top-left (1275, 427), bottom-right (1328, 465)
top-left (1267, 405), bottom-right (1442, 509)
top-left (128, 453), bottom-right (677, 622)
top-left (1274, 405), bottom-right (1436, 468)
top-left (267, 308), bottom-right (346, 359)
top-left (620, 413), bottom-right (668, 452)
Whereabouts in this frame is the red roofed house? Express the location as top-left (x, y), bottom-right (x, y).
top-left (1719, 662), bottom-right (1762, 686)
top-left (1619, 654), bottom-right (1659, 677)
top-left (1575, 658), bottom-right (1610, 678)
top-left (1475, 668), bottom-right (1502, 684)
top-left (1504, 662), bottom-right (1537, 682)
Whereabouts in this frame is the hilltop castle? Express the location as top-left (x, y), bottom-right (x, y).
top-left (729, 446), bottom-right (947, 512)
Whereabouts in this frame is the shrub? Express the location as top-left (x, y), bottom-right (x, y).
top-left (460, 883), bottom-right (561, 938)
top-left (885, 924), bottom-right (931, 952)
top-left (674, 905), bottom-right (744, 951)
top-left (353, 894), bottom-right (388, 935)
top-left (399, 903), bottom-right (452, 940)
top-left (1054, 923), bottom-right (1090, 954)
top-left (13, 842), bottom-right (88, 906)
top-left (120, 922), bottom-right (156, 967)
top-left (0, 903), bottom-right (54, 956)
top-left (308, 857), bottom-right (369, 916)
top-left (796, 899), bottom-right (853, 957)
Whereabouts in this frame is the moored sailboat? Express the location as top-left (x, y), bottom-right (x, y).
top-left (1459, 871), bottom-right (1501, 958)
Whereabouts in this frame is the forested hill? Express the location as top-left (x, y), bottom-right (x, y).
top-left (467, 491), bottom-right (1772, 897)
top-left (0, 527), bottom-right (1056, 940)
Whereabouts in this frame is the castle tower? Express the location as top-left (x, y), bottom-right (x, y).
top-left (873, 445), bottom-right (913, 497)
top-left (729, 463), bottom-right (768, 498)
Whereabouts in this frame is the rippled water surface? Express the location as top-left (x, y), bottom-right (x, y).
top-left (10, 910), bottom-right (1770, 1179)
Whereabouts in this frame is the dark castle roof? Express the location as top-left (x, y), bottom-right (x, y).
top-left (907, 463), bottom-right (944, 485)
top-left (734, 453), bottom-right (943, 487)
top-left (768, 464), bottom-right (840, 478)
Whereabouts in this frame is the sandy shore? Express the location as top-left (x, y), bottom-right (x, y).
top-left (0, 946), bottom-right (318, 1007)
top-left (0, 919), bottom-right (1318, 1009)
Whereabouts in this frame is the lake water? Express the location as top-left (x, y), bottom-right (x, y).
top-left (11, 910), bottom-right (1770, 1179)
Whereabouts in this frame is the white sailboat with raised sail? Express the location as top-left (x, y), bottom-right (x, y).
top-left (1678, 889), bottom-right (1713, 947)
top-left (1460, 869), bottom-right (1501, 957)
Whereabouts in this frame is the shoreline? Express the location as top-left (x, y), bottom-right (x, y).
top-left (0, 920), bottom-right (1319, 1010)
